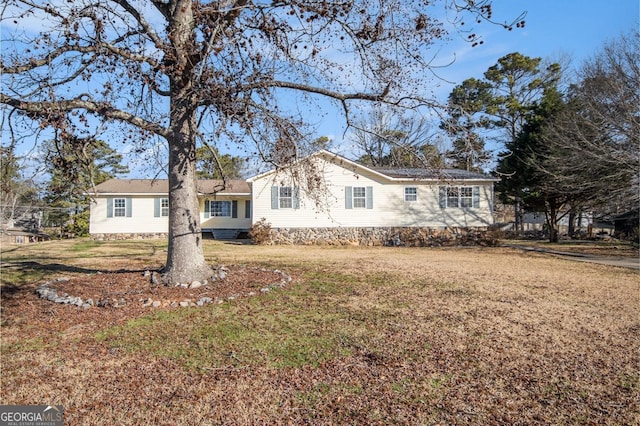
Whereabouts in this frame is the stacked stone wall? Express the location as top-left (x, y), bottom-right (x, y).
top-left (267, 227), bottom-right (498, 247)
top-left (91, 233), bottom-right (169, 241)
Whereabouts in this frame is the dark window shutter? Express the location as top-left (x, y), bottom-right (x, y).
top-left (245, 200), bottom-right (251, 218)
top-left (345, 186), bottom-right (353, 209)
top-left (107, 198), bottom-right (113, 218)
top-left (366, 186), bottom-right (373, 209)
top-left (473, 186), bottom-right (480, 208)
top-left (125, 198), bottom-right (132, 217)
top-left (204, 200), bottom-right (210, 218)
top-left (439, 187), bottom-right (447, 209)
top-left (271, 186), bottom-right (279, 209)
top-left (232, 200), bottom-right (238, 218)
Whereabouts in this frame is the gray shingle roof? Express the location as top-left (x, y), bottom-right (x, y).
top-left (92, 179), bottom-right (251, 194)
top-left (370, 167), bottom-right (496, 180)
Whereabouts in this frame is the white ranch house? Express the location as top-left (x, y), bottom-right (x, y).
top-left (89, 150), bottom-right (498, 244)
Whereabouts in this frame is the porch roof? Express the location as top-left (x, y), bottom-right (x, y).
top-left (92, 179), bottom-right (251, 195)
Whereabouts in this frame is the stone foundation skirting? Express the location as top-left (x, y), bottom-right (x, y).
top-left (91, 233), bottom-right (169, 241)
top-left (267, 226), bottom-right (498, 247)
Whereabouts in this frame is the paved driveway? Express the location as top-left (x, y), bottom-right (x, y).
top-left (503, 244), bottom-right (640, 270)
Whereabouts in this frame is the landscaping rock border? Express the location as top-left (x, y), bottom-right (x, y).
top-left (35, 267), bottom-right (292, 309)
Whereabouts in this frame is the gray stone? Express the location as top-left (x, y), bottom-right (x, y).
top-left (150, 272), bottom-right (161, 286)
top-left (189, 281), bottom-right (202, 289)
top-left (179, 301), bottom-right (190, 307)
top-left (143, 298), bottom-right (153, 307)
top-left (152, 301), bottom-right (161, 308)
top-left (197, 297), bottom-right (213, 305)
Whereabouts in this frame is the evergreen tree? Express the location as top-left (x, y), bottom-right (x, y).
top-left (442, 53), bottom-right (561, 172)
top-left (496, 87), bottom-right (570, 241)
top-left (0, 145), bottom-right (40, 229)
top-left (196, 146), bottom-right (244, 180)
top-left (441, 78), bottom-right (493, 171)
top-left (43, 136), bottom-right (128, 237)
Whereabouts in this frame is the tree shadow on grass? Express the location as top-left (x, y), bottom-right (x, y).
top-left (0, 260), bottom-right (158, 303)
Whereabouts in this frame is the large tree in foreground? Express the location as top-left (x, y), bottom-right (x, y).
top-left (1, 0), bottom-right (520, 284)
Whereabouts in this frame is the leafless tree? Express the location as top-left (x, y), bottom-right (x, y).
top-left (1, 0), bottom-right (522, 284)
top-left (350, 107), bottom-right (445, 168)
top-left (537, 32), bottom-right (639, 217)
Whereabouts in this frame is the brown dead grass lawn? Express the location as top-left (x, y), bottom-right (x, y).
top-left (1, 242), bottom-right (639, 425)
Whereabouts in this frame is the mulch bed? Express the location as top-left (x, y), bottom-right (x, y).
top-left (1, 266), bottom-right (292, 336)
top-left (44, 266), bottom-right (288, 307)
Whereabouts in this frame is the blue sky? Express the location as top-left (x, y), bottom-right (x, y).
top-left (5, 1), bottom-right (638, 178)
top-left (309, 0), bottom-right (640, 159)
top-left (436, 0), bottom-right (639, 86)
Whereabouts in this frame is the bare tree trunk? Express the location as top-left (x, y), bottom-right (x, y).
top-left (162, 127), bottom-right (212, 283)
top-left (568, 208), bottom-right (576, 238)
top-left (514, 197), bottom-right (522, 234)
top-left (163, 124), bottom-right (214, 285)
top-left (161, 0), bottom-right (214, 285)
top-left (545, 199), bottom-right (560, 243)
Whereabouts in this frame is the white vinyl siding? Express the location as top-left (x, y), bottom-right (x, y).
top-left (201, 197), bottom-right (250, 230)
top-left (91, 194), bottom-right (251, 235)
top-left (248, 154), bottom-right (495, 229)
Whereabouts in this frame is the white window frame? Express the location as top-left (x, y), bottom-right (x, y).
top-left (442, 186), bottom-right (479, 209)
top-left (160, 198), bottom-right (169, 217)
top-left (352, 186), bottom-right (366, 209)
top-left (209, 200), bottom-right (232, 217)
top-left (279, 186), bottom-right (293, 209)
top-left (460, 187), bottom-right (473, 208)
top-left (113, 198), bottom-right (127, 217)
top-left (404, 187), bottom-right (417, 202)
